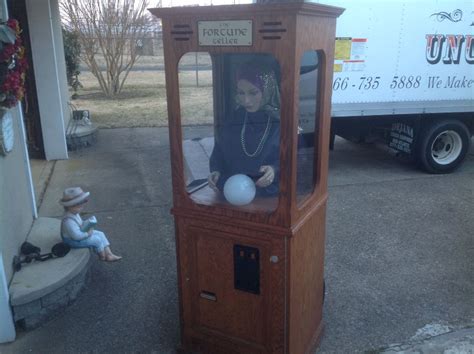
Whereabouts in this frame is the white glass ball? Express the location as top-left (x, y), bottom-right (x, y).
top-left (223, 174), bottom-right (256, 206)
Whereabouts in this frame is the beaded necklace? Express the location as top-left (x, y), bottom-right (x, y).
top-left (240, 111), bottom-right (272, 157)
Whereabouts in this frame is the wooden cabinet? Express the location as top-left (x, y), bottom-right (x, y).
top-left (150, 3), bottom-right (343, 353)
top-left (177, 218), bottom-right (285, 353)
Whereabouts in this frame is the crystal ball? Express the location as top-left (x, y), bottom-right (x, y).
top-left (223, 174), bottom-right (256, 206)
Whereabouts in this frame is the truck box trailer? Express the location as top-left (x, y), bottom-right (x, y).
top-left (301, 0), bottom-right (473, 173)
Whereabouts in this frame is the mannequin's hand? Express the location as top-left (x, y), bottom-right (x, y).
top-left (208, 171), bottom-right (221, 192)
top-left (256, 165), bottom-right (275, 188)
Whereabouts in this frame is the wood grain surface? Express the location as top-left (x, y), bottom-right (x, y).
top-left (151, 3), bottom-right (343, 353)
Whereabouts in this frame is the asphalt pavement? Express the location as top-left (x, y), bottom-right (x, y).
top-left (1, 128), bottom-right (472, 353)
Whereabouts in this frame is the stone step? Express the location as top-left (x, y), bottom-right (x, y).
top-left (9, 217), bottom-right (91, 330)
top-left (66, 118), bottom-right (98, 151)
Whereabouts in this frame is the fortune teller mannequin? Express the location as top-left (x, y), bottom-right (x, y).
top-left (208, 64), bottom-right (280, 196)
top-left (60, 187), bottom-right (122, 262)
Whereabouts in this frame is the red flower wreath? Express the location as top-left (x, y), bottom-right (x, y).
top-left (0, 19), bottom-right (28, 109)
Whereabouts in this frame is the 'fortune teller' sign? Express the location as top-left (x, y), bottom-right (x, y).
top-left (198, 20), bottom-right (252, 46)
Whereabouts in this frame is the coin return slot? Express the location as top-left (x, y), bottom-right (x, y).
top-left (200, 291), bottom-right (217, 301)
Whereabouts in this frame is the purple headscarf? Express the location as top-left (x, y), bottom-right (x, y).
top-left (235, 64), bottom-right (280, 118)
top-left (236, 65), bottom-right (266, 92)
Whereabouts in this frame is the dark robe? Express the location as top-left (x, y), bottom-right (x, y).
top-left (210, 107), bottom-right (280, 196)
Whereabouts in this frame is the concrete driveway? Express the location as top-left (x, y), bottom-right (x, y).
top-left (321, 137), bottom-right (473, 352)
top-left (1, 128), bottom-right (472, 353)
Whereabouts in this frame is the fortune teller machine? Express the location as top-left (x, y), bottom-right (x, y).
top-left (150, 3), bottom-right (343, 353)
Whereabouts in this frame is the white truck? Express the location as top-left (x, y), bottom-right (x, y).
top-left (302, 0), bottom-right (473, 173)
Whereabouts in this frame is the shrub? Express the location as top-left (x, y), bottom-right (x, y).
top-left (62, 27), bottom-right (81, 97)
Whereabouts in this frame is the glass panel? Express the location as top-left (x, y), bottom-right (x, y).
top-left (179, 52), bottom-right (214, 196)
top-left (297, 50), bottom-right (322, 205)
top-left (179, 53), bottom-right (281, 212)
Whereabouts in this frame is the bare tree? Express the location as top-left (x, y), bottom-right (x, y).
top-left (60, 0), bottom-right (153, 98)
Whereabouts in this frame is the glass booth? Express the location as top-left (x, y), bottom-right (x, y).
top-left (180, 50), bottom-right (323, 212)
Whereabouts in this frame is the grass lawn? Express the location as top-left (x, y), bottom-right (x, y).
top-left (72, 68), bottom-right (213, 128)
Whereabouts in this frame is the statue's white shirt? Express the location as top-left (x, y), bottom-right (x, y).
top-left (61, 212), bottom-right (89, 241)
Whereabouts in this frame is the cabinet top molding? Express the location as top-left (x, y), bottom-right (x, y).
top-left (149, 2), bottom-right (344, 20)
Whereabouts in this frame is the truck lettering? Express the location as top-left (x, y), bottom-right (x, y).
top-left (426, 34), bottom-right (445, 64)
top-left (428, 76), bottom-right (443, 88)
top-left (391, 75), bottom-right (421, 89)
top-left (443, 35), bottom-right (465, 64)
top-left (425, 34), bottom-right (474, 64)
top-left (444, 76), bottom-right (474, 88)
top-left (466, 35), bottom-right (474, 64)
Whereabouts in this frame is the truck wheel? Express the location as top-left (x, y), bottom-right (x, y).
top-left (418, 120), bottom-right (471, 173)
